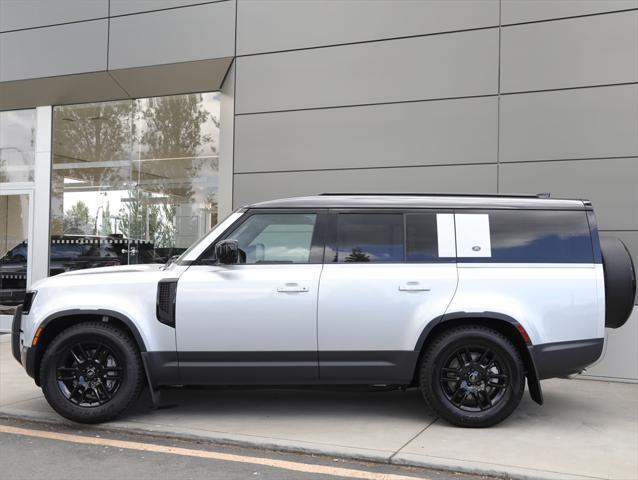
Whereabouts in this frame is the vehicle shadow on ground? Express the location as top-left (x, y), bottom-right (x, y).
top-left (120, 382), bottom-right (597, 428)
top-left (123, 386), bottom-right (435, 424)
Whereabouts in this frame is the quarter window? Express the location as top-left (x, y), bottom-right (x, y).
top-left (457, 210), bottom-right (593, 263)
top-left (226, 213), bottom-right (317, 264)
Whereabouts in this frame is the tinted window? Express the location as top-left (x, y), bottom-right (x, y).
top-left (226, 213), bottom-right (317, 264)
top-left (459, 210), bottom-right (593, 263)
top-left (406, 213), bottom-right (439, 262)
top-left (336, 214), bottom-right (403, 263)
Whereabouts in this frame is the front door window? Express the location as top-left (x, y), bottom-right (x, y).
top-left (226, 213), bottom-right (318, 264)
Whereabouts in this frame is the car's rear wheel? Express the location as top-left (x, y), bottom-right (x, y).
top-left (419, 326), bottom-right (525, 427)
top-left (40, 321), bottom-right (143, 423)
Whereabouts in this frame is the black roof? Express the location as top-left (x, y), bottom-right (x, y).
top-left (247, 194), bottom-right (591, 211)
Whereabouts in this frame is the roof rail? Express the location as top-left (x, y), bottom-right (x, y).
top-left (319, 192), bottom-right (547, 199)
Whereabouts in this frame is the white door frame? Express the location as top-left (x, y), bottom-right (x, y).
top-left (31, 106), bottom-right (52, 285)
top-left (0, 105), bottom-right (51, 331)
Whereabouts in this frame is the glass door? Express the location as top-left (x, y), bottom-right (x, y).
top-left (0, 191), bottom-right (33, 319)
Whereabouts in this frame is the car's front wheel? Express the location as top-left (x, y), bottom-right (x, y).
top-left (419, 325), bottom-right (525, 427)
top-left (40, 321), bottom-right (144, 423)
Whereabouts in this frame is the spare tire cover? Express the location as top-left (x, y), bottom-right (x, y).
top-left (601, 236), bottom-right (636, 329)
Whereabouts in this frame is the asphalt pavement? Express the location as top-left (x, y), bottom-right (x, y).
top-left (0, 418), bottom-right (485, 480)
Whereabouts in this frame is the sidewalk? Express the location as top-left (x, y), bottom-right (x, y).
top-left (1, 336), bottom-right (636, 480)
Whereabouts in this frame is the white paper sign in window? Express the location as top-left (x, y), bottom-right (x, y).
top-left (455, 214), bottom-right (492, 258)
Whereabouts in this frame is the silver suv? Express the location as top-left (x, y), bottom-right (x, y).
top-left (12, 194), bottom-right (636, 427)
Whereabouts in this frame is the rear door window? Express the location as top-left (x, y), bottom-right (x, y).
top-left (335, 214), bottom-right (404, 263)
top-left (405, 213), bottom-right (440, 261)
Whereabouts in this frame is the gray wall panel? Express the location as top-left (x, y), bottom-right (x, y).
top-left (233, 164), bottom-right (497, 207)
top-left (236, 28), bottom-right (499, 114)
top-left (499, 158), bottom-right (638, 230)
top-left (0, 20), bottom-right (108, 81)
top-left (109, 57), bottom-right (232, 99)
top-left (0, 72), bottom-right (127, 110)
top-left (586, 309), bottom-right (638, 380)
top-left (0, 0), bottom-right (107, 32)
top-left (235, 96), bottom-right (497, 173)
top-left (501, 11), bottom-right (638, 92)
top-left (108, 1), bottom-right (235, 70)
top-left (237, 0), bottom-right (498, 55)
top-left (110, 0), bottom-right (221, 16)
top-left (501, 0), bottom-right (638, 24)
top-left (500, 85), bottom-right (638, 163)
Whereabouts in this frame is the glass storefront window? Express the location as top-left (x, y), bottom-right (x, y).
top-left (50, 92), bottom-right (220, 274)
top-left (0, 194), bottom-right (31, 313)
top-left (0, 108), bottom-right (35, 314)
top-left (0, 109), bottom-right (36, 183)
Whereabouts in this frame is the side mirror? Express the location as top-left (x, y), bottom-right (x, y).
top-left (215, 239), bottom-right (239, 265)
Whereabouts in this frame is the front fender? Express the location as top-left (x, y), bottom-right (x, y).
top-left (26, 281), bottom-right (176, 353)
top-left (38, 308), bottom-right (149, 352)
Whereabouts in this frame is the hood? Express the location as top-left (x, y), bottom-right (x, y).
top-left (30, 263), bottom-right (168, 291)
top-left (58, 264), bottom-right (164, 277)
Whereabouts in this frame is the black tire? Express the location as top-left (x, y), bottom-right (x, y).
top-left (419, 326), bottom-right (525, 428)
top-left (39, 321), bottom-right (144, 423)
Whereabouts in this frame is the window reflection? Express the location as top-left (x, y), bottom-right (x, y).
top-left (0, 109), bottom-right (36, 183)
top-left (0, 194), bottom-right (30, 313)
top-left (50, 92), bottom-right (220, 275)
top-left (336, 214), bottom-right (404, 263)
top-left (226, 214), bottom-right (317, 264)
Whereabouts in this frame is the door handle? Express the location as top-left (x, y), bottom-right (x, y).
top-left (398, 281), bottom-right (430, 292)
top-left (277, 283), bottom-right (309, 293)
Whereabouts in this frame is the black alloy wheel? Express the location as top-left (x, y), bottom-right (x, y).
top-left (419, 325), bottom-right (525, 427)
top-left (40, 321), bottom-right (144, 423)
top-left (439, 345), bottom-right (509, 412)
top-left (56, 342), bottom-right (123, 407)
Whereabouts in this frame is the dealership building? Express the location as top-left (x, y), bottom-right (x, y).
top-left (0, 0), bottom-right (636, 380)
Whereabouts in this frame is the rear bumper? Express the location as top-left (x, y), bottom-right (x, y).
top-left (11, 306), bottom-right (36, 379)
top-left (531, 338), bottom-right (604, 380)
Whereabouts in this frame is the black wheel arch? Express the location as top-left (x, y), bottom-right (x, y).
top-left (32, 309), bottom-right (148, 387)
top-left (414, 311), bottom-right (543, 405)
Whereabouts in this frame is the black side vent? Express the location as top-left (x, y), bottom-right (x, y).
top-left (156, 279), bottom-right (178, 328)
top-left (22, 291), bottom-right (36, 314)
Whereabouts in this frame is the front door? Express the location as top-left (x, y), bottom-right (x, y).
top-left (175, 210), bottom-right (325, 383)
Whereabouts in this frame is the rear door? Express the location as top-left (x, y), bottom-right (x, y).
top-left (317, 210), bottom-right (458, 383)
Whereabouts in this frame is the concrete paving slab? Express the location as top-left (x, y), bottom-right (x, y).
top-left (1, 339), bottom-right (637, 480)
top-left (123, 387), bottom-right (435, 458)
top-left (0, 334), bottom-right (42, 406)
top-left (393, 379), bottom-right (638, 480)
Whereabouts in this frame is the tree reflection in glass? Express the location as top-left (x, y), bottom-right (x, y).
top-left (50, 92), bottom-right (220, 274)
